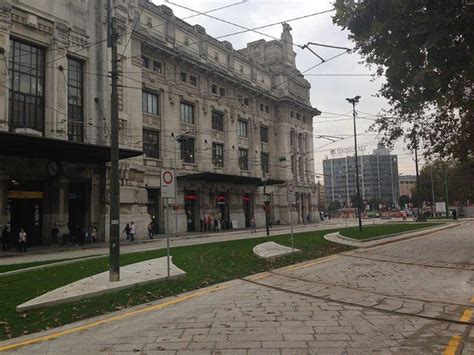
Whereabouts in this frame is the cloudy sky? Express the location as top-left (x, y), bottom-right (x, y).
top-left (152, 0), bottom-right (418, 176)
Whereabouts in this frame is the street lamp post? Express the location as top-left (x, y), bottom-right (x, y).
top-left (346, 96), bottom-right (362, 232)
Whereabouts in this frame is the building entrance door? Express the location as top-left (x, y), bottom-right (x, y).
top-left (69, 182), bottom-right (87, 240)
top-left (184, 191), bottom-right (198, 232)
top-left (216, 192), bottom-right (229, 229)
top-left (147, 189), bottom-right (160, 234)
top-left (8, 194), bottom-right (43, 246)
top-left (242, 193), bottom-right (252, 228)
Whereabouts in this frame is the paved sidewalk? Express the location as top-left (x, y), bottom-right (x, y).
top-left (1, 222), bottom-right (472, 354)
top-left (0, 219), bottom-right (362, 266)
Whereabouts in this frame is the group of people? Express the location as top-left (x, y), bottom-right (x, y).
top-left (1, 226), bottom-right (28, 253)
top-left (55, 223), bottom-right (98, 247)
top-left (122, 220), bottom-right (157, 241)
top-left (198, 215), bottom-right (229, 232)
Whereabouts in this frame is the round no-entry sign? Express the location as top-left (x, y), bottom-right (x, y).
top-left (163, 170), bottom-right (173, 185)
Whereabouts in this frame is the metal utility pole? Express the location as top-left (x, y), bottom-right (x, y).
top-left (413, 129), bottom-right (421, 218)
top-left (346, 96), bottom-right (362, 232)
top-left (263, 176), bottom-right (270, 236)
top-left (444, 165), bottom-right (449, 218)
top-left (108, 0), bottom-right (120, 282)
top-left (430, 165), bottom-right (436, 214)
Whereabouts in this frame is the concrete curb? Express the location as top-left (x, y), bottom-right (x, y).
top-left (324, 223), bottom-right (460, 248)
top-left (252, 241), bottom-right (301, 260)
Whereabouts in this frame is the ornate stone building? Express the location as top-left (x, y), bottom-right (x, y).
top-left (0, 0), bottom-right (320, 243)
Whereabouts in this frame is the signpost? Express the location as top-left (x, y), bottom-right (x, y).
top-left (287, 183), bottom-right (295, 253)
top-left (161, 169), bottom-right (176, 278)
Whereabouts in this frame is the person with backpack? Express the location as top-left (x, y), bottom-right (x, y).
top-left (123, 223), bottom-right (130, 240)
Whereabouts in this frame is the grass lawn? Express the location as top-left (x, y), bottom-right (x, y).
top-left (0, 255), bottom-right (102, 274)
top-left (339, 222), bottom-right (442, 240)
top-left (0, 228), bottom-right (352, 340)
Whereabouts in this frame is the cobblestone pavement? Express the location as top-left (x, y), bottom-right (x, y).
top-left (2, 222), bottom-right (473, 354)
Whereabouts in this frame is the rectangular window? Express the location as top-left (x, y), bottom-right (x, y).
top-left (153, 60), bottom-right (162, 73)
top-left (180, 102), bottom-right (194, 124)
top-left (296, 113), bottom-right (301, 120)
top-left (142, 56), bottom-right (150, 68)
top-left (291, 155), bottom-right (295, 174)
top-left (8, 39), bottom-right (45, 132)
top-left (211, 84), bottom-right (218, 94)
top-left (180, 137), bottom-right (195, 163)
top-left (142, 91), bottom-right (159, 115)
top-left (237, 95), bottom-right (243, 104)
top-left (212, 143), bottom-right (224, 167)
top-left (260, 126), bottom-right (268, 143)
top-left (290, 129), bottom-right (295, 147)
top-left (180, 71), bottom-right (187, 83)
top-left (299, 157), bottom-right (304, 177)
top-left (244, 98), bottom-right (249, 106)
top-left (261, 152), bottom-right (269, 174)
top-left (265, 105), bottom-right (270, 114)
top-left (260, 103), bottom-right (264, 111)
top-left (189, 75), bottom-right (197, 87)
top-left (67, 58), bottom-right (83, 142)
top-left (238, 120), bottom-right (248, 138)
top-left (143, 129), bottom-right (160, 159)
top-left (212, 110), bottom-right (224, 131)
top-left (290, 111), bottom-right (294, 118)
top-left (239, 149), bottom-right (248, 170)
top-left (219, 87), bottom-right (226, 97)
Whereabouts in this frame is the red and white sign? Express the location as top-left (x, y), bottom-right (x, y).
top-left (161, 169), bottom-right (176, 198)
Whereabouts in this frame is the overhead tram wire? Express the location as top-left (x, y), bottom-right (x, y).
top-left (0, 0), bottom-right (248, 85)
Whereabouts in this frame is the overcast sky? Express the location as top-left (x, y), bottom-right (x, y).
top-left (152, 0), bottom-right (418, 176)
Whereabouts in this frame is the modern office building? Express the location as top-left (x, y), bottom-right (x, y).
top-left (0, 0), bottom-right (321, 243)
top-left (323, 144), bottom-right (400, 208)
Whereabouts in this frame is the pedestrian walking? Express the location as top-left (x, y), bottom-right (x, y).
top-left (18, 228), bottom-right (27, 253)
top-left (2, 226), bottom-right (10, 251)
top-left (207, 215), bottom-right (212, 231)
top-left (51, 224), bottom-right (60, 246)
top-left (147, 221), bottom-right (153, 239)
top-left (123, 223), bottom-right (130, 240)
top-left (452, 209), bottom-right (457, 220)
top-left (78, 225), bottom-right (86, 247)
top-left (250, 218), bottom-right (256, 233)
top-left (129, 222), bottom-right (136, 241)
top-left (91, 223), bottom-right (98, 243)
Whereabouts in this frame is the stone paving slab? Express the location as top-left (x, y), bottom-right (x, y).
top-left (16, 256), bottom-right (186, 312)
top-left (253, 241), bottom-right (300, 260)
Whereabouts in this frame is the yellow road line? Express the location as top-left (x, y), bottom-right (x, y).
top-left (283, 255), bottom-right (339, 272)
top-left (460, 309), bottom-right (472, 323)
top-left (0, 285), bottom-right (228, 352)
top-left (443, 335), bottom-right (461, 355)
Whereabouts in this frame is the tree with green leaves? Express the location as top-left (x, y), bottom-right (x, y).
top-left (333, 0), bottom-right (474, 162)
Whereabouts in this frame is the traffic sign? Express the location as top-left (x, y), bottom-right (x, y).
top-left (161, 169), bottom-right (176, 198)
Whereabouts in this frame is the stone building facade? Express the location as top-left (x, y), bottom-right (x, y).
top-left (0, 0), bottom-right (320, 243)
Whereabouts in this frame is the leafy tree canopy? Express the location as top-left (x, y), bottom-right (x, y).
top-left (333, 0), bottom-right (474, 161)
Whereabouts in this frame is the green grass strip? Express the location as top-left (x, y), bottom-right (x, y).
top-left (0, 228), bottom-right (353, 340)
top-left (0, 255), bottom-right (102, 274)
top-left (339, 222), bottom-right (442, 240)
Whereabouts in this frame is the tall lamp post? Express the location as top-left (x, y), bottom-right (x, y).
top-left (346, 96), bottom-right (362, 232)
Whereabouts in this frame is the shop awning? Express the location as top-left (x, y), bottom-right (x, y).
top-left (0, 131), bottom-right (143, 164)
top-left (178, 172), bottom-right (285, 186)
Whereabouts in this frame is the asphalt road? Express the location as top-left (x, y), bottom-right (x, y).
top-left (1, 221), bottom-right (473, 354)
